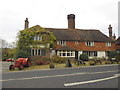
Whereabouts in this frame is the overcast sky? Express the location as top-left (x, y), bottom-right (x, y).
top-left (0, 0), bottom-right (119, 43)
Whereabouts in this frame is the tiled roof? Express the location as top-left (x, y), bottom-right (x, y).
top-left (116, 37), bottom-right (120, 45)
top-left (56, 46), bottom-right (75, 50)
top-left (46, 28), bottom-right (115, 42)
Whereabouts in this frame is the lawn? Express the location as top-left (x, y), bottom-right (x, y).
top-left (7, 60), bottom-right (119, 72)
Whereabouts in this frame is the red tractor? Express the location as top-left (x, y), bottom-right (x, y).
top-left (9, 58), bottom-right (31, 70)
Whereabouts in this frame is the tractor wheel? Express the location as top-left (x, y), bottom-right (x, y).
top-left (25, 60), bottom-right (31, 67)
top-left (18, 63), bottom-right (24, 70)
top-left (9, 65), bottom-right (14, 70)
top-left (26, 61), bottom-right (31, 67)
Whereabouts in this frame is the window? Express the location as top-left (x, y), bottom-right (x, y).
top-left (57, 50), bottom-right (75, 57)
top-left (31, 49), bottom-right (46, 56)
top-left (106, 42), bottom-right (111, 47)
top-left (34, 36), bottom-right (42, 41)
top-left (57, 41), bottom-right (66, 46)
top-left (83, 51), bottom-right (97, 57)
top-left (75, 41), bottom-right (79, 46)
top-left (85, 41), bottom-right (94, 46)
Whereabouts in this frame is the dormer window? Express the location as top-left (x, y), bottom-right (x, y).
top-left (34, 36), bottom-right (42, 41)
top-left (85, 41), bottom-right (94, 46)
top-left (106, 42), bottom-right (111, 47)
top-left (57, 41), bottom-right (66, 46)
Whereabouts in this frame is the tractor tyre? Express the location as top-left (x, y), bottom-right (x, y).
top-left (26, 61), bottom-right (31, 67)
top-left (25, 60), bottom-right (31, 67)
top-left (9, 65), bottom-right (14, 70)
top-left (18, 63), bottom-right (24, 70)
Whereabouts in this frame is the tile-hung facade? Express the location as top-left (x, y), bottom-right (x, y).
top-left (24, 14), bottom-right (116, 59)
top-left (116, 37), bottom-right (120, 51)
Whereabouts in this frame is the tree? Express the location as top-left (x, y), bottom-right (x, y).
top-left (15, 25), bottom-right (56, 59)
top-left (0, 39), bottom-right (9, 49)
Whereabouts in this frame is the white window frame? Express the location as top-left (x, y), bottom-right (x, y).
top-left (57, 50), bottom-right (75, 57)
top-left (34, 36), bottom-right (42, 41)
top-left (31, 49), bottom-right (41, 56)
top-left (106, 42), bottom-right (111, 47)
top-left (85, 41), bottom-right (94, 46)
top-left (57, 41), bottom-right (66, 46)
top-left (75, 41), bottom-right (79, 46)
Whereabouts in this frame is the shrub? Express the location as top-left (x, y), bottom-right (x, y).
top-left (51, 55), bottom-right (66, 63)
top-left (49, 63), bottom-right (55, 68)
top-left (35, 60), bottom-right (49, 65)
top-left (108, 51), bottom-right (117, 59)
top-left (115, 54), bottom-right (120, 62)
top-left (80, 54), bottom-right (88, 61)
top-left (89, 60), bottom-right (96, 65)
top-left (14, 49), bottom-right (30, 59)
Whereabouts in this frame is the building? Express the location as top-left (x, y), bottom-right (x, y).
top-left (116, 37), bottom-right (120, 51)
top-left (24, 14), bottom-right (116, 59)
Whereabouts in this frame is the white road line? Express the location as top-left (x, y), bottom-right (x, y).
top-left (0, 72), bottom-right (86, 82)
top-left (64, 74), bottom-right (120, 87)
top-left (1, 70), bottom-right (119, 82)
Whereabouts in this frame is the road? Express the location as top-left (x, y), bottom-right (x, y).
top-left (1, 64), bottom-right (120, 88)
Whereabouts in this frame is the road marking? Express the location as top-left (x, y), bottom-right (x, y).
top-left (1, 70), bottom-right (119, 82)
top-left (0, 72), bottom-right (86, 82)
top-left (64, 74), bottom-right (120, 87)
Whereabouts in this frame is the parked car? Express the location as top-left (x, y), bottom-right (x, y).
top-left (6, 58), bottom-right (14, 62)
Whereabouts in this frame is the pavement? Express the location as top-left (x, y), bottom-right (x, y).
top-left (1, 64), bottom-right (120, 88)
top-left (2, 61), bottom-right (13, 72)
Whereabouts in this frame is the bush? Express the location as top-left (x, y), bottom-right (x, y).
top-left (108, 51), bottom-right (117, 59)
top-left (115, 54), bottom-right (120, 62)
top-left (14, 49), bottom-right (30, 59)
top-left (51, 55), bottom-right (66, 63)
top-left (80, 54), bottom-right (88, 61)
top-left (35, 60), bottom-right (49, 65)
top-left (89, 60), bottom-right (96, 66)
top-left (49, 63), bottom-right (55, 68)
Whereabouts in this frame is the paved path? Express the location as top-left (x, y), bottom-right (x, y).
top-left (2, 61), bottom-right (14, 72)
top-left (1, 64), bottom-right (119, 88)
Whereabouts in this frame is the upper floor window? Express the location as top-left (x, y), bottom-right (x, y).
top-left (75, 41), bottom-right (79, 46)
top-left (106, 42), bottom-right (111, 47)
top-left (34, 36), bottom-right (42, 41)
top-left (57, 41), bottom-right (66, 46)
top-left (85, 41), bottom-right (94, 46)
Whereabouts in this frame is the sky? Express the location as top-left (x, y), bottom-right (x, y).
top-left (0, 0), bottom-right (119, 43)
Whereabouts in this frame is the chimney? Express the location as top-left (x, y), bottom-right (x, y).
top-left (67, 14), bottom-right (75, 29)
top-left (24, 18), bottom-right (29, 29)
top-left (113, 34), bottom-right (116, 40)
top-left (108, 25), bottom-right (112, 38)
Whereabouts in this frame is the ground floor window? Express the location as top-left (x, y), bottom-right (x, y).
top-left (57, 50), bottom-right (75, 57)
top-left (83, 51), bottom-right (97, 57)
top-left (31, 49), bottom-right (46, 56)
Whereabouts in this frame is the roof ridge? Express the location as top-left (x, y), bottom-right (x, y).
top-left (45, 28), bottom-right (99, 31)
